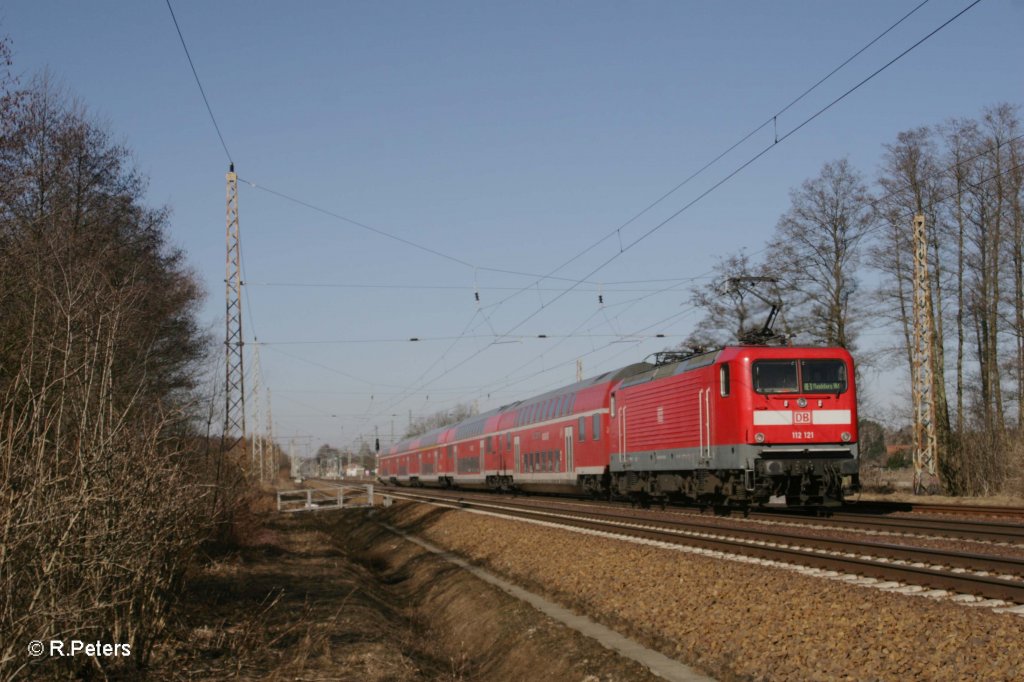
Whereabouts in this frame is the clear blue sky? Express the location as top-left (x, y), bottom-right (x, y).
top-left (4, 1), bottom-right (1022, 454)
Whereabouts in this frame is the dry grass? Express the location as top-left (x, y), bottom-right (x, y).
top-left (145, 507), bottom-right (666, 682)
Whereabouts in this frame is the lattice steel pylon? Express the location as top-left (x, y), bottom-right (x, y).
top-left (223, 164), bottom-right (246, 461)
top-left (266, 387), bottom-right (276, 481)
top-left (911, 214), bottom-right (938, 493)
top-left (250, 341), bottom-right (264, 479)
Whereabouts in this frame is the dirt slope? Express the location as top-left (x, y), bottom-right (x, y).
top-left (149, 507), bottom-right (667, 681)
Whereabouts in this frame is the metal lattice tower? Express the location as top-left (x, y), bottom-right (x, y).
top-left (250, 342), bottom-right (264, 479)
top-left (911, 214), bottom-right (938, 493)
top-left (223, 164), bottom-right (246, 459)
top-left (266, 387), bottom-right (276, 481)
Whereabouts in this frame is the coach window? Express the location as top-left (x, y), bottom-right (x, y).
top-left (753, 360), bottom-right (798, 394)
top-left (578, 416), bottom-right (586, 441)
top-left (593, 414), bottom-right (600, 440)
top-left (720, 363), bottom-right (730, 397)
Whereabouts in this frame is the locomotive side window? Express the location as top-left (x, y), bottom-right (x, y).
top-left (800, 359), bottom-right (847, 393)
top-left (753, 360), bottom-right (798, 394)
top-left (592, 414), bottom-right (600, 440)
top-left (719, 364), bottom-right (730, 397)
top-left (578, 416), bottom-right (586, 441)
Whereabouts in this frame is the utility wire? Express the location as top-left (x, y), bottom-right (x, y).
top-left (465, 0), bottom-right (937, 321)
top-left (357, 0), bottom-right (983, 430)
top-left (165, 0), bottom-right (233, 164)
top-left (418, 148), bottom-right (1024, 420)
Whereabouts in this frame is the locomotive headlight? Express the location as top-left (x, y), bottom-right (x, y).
top-left (841, 431), bottom-right (852, 442)
top-left (754, 432), bottom-right (766, 443)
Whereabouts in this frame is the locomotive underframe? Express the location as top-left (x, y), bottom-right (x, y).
top-left (606, 443), bottom-right (860, 508)
top-left (387, 443), bottom-right (860, 509)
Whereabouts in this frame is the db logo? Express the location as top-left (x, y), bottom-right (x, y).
top-left (794, 412), bottom-right (811, 424)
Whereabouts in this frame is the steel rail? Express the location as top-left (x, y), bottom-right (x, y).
top-left (751, 508), bottom-right (1024, 544)
top-left (385, 489), bottom-right (1024, 603)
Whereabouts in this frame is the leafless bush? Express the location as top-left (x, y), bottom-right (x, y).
top-left (941, 427), bottom-right (1016, 496)
top-left (0, 64), bottom-right (251, 679)
top-left (0, 276), bottom-right (252, 678)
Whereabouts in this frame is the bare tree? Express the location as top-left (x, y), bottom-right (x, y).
top-left (404, 402), bottom-right (479, 439)
top-left (0, 65), bottom-right (241, 678)
top-left (766, 158), bottom-right (874, 349)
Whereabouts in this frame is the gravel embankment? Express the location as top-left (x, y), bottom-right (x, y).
top-left (635, 510), bottom-right (1024, 560)
top-left (383, 502), bottom-right (1024, 682)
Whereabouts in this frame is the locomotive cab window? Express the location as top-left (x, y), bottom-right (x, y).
top-left (801, 359), bottom-right (847, 394)
top-left (719, 363), bottom-right (730, 397)
top-left (753, 360), bottom-right (798, 394)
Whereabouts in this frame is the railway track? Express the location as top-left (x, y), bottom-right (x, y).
top-left (846, 500), bottom-right (1024, 520)
top-left (379, 487), bottom-right (1024, 604)
top-left (731, 506), bottom-right (1024, 544)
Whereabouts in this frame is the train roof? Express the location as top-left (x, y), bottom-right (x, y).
top-left (386, 361), bottom-right (652, 454)
top-left (618, 348), bottom-right (721, 389)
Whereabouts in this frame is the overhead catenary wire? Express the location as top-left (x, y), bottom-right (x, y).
top-left (235, 3), bottom-right (937, 307)
top-left (165, 1), bottom-right (953, 444)
top-left (166, 0), bottom-right (983, 445)
top-left (443, 0), bottom-right (939, 325)
top-left (357, 0), bottom-right (983, 431)
top-left (165, 0), bottom-right (233, 165)
top-left (407, 151), bottom-right (1024, 421)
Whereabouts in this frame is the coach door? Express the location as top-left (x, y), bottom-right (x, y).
top-left (617, 404), bottom-right (628, 467)
top-left (514, 436), bottom-right (521, 474)
top-left (564, 426), bottom-right (574, 473)
top-left (697, 388), bottom-right (712, 464)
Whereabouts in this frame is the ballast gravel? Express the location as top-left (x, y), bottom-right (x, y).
top-left (381, 502), bottom-right (1024, 682)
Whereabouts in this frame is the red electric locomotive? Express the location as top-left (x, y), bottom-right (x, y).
top-left (378, 345), bottom-right (859, 509)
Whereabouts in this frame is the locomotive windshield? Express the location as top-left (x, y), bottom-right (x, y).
top-left (753, 358), bottom-right (848, 394)
top-left (753, 360), bottom-right (797, 393)
top-left (800, 359), bottom-right (847, 393)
